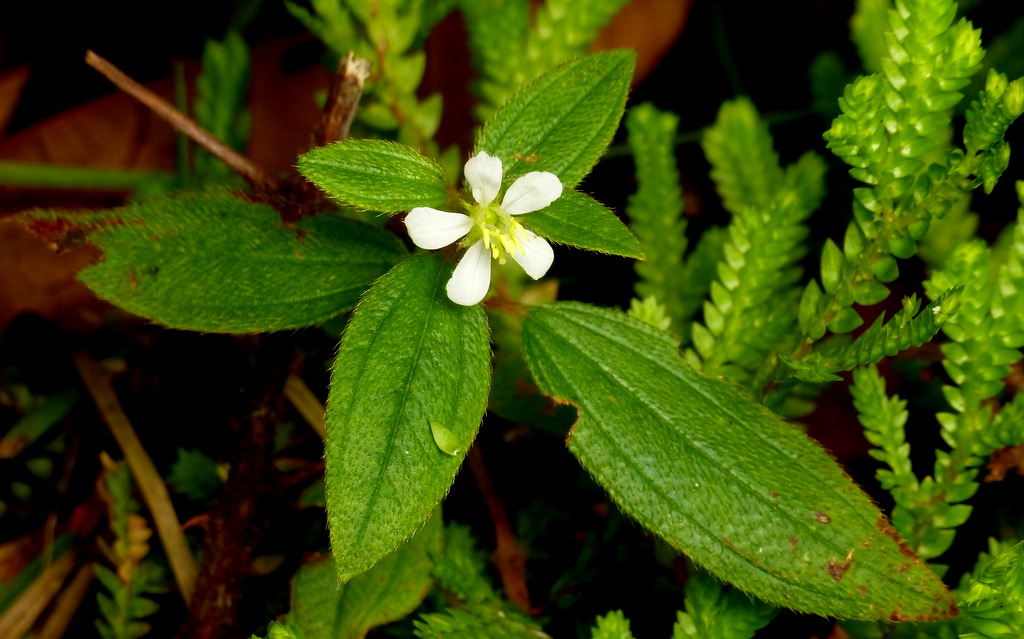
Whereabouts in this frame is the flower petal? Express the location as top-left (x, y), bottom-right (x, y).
top-left (464, 152), bottom-right (502, 206)
top-left (501, 171), bottom-right (563, 215)
top-left (446, 241), bottom-right (492, 306)
top-left (405, 207), bottom-right (472, 250)
top-left (511, 230), bottom-right (554, 279)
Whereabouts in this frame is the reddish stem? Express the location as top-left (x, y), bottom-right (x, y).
top-left (466, 445), bottom-right (532, 613)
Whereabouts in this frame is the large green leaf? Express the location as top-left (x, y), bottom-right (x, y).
top-left (521, 302), bottom-right (957, 621)
top-left (325, 254), bottom-right (490, 581)
top-left (19, 191), bottom-right (405, 333)
top-left (298, 139), bottom-right (450, 212)
top-left (475, 50), bottom-right (635, 188)
top-left (289, 515), bottom-right (442, 639)
top-left (519, 189), bottom-right (643, 259)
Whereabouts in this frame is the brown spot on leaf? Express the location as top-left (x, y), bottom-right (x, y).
top-left (513, 152), bottom-right (539, 163)
top-left (769, 490), bottom-right (779, 498)
top-left (876, 516), bottom-right (917, 558)
top-left (889, 607), bottom-right (908, 622)
top-left (789, 536), bottom-right (799, 553)
top-left (25, 218), bottom-right (75, 242)
top-left (22, 215), bottom-right (129, 252)
top-left (859, 584), bottom-right (868, 597)
top-left (815, 511), bottom-right (831, 524)
top-left (824, 550), bottom-right (854, 582)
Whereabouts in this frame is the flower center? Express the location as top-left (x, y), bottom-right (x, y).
top-left (466, 201), bottom-right (528, 264)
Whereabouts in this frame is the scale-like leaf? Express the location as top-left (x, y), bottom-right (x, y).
top-left (475, 50), bottom-right (635, 188)
top-left (519, 189), bottom-right (643, 258)
top-left (19, 191), bottom-right (406, 333)
top-left (298, 139), bottom-right (449, 212)
top-left (289, 516), bottom-right (442, 639)
top-left (521, 302), bottom-right (957, 621)
top-left (325, 254), bottom-right (490, 581)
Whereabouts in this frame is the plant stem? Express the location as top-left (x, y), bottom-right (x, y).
top-left (283, 374), bottom-right (327, 440)
top-left (314, 52), bottom-right (371, 147)
top-left (466, 445), bottom-right (533, 614)
top-left (73, 351), bottom-right (198, 605)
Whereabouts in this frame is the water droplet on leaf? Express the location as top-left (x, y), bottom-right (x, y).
top-left (430, 420), bottom-right (461, 456)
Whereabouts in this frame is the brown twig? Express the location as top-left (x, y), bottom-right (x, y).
top-left (466, 445), bottom-right (532, 613)
top-left (33, 563), bottom-right (95, 639)
top-left (283, 374), bottom-right (327, 440)
top-left (314, 52), bottom-right (372, 147)
top-left (73, 351), bottom-right (198, 605)
top-left (0, 548), bottom-right (76, 638)
top-left (84, 50), bottom-right (279, 192)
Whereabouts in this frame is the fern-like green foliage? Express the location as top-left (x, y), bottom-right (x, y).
top-left (926, 227), bottom-right (1024, 455)
top-left (805, 0), bottom-right (1022, 349)
top-left (460, 0), bottom-right (629, 118)
top-left (193, 31), bottom-right (251, 184)
top-left (167, 447), bottom-right (223, 502)
top-left (589, 610), bottom-right (635, 639)
top-left (95, 459), bottom-right (165, 639)
top-left (430, 523), bottom-right (497, 604)
top-left (959, 540), bottom-right (1024, 639)
top-left (850, 0), bottom-right (892, 73)
top-left (286, 0), bottom-right (445, 152)
top-left (786, 288), bottom-right (961, 383)
top-left (625, 103), bottom-right (689, 335)
top-left (413, 606), bottom-right (547, 639)
top-left (848, 185), bottom-right (1024, 590)
top-left (671, 568), bottom-right (777, 639)
top-left (95, 563), bottom-right (164, 639)
top-left (418, 524), bottom-right (548, 638)
top-left (627, 295), bottom-right (672, 332)
top-left (250, 621), bottom-right (307, 639)
top-left (850, 365), bottom-right (965, 561)
top-left (851, 365), bottom-right (914, 497)
top-left (691, 98), bottom-right (826, 386)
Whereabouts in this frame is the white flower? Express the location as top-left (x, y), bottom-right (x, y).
top-left (405, 151), bottom-right (563, 306)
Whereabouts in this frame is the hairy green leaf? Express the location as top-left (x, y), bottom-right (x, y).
top-left (19, 192), bottom-right (406, 333)
top-left (298, 139), bottom-right (449, 213)
top-left (475, 50), bottom-right (635, 188)
top-left (289, 516), bottom-right (442, 639)
top-left (519, 189), bottom-right (643, 258)
top-left (325, 254), bottom-right (490, 581)
top-left (522, 302), bottom-right (956, 620)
